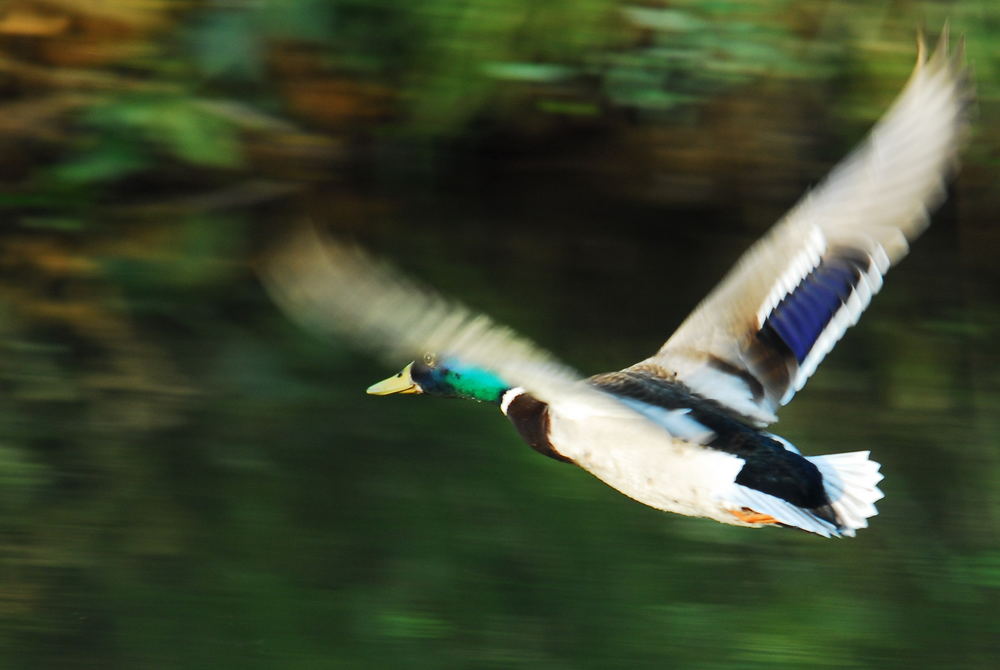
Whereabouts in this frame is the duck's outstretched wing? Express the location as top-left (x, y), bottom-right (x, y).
top-left (640, 30), bottom-right (972, 426)
top-left (262, 225), bottom-right (602, 412)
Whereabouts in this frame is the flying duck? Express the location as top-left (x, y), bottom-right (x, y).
top-left (264, 32), bottom-right (970, 537)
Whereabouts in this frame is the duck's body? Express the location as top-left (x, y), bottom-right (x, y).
top-left (265, 31), bottom-right (970, 538)
top-left (528, 368), bottom-right (880, 535)
top-left (373, 357), bottom-right (877, 536)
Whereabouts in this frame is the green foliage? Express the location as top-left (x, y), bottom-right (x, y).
top-left (599, 2), bottom-right (815, 112)
top-left (55, 95), bottom-right (243, 184)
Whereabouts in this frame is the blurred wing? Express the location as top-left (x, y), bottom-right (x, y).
top-left (262, 226), bottom-right (634, 420)
top-left (642, 30), bottom-right (971, 426)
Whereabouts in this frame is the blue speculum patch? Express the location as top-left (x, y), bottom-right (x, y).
top-left (763, 255), bottom-right (869, 363)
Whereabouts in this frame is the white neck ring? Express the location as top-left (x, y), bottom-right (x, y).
top-left (499, 387), bottom-right (526, 415)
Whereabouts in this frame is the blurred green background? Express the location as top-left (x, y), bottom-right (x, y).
top-left (1, 0), bottom-right (998, 668)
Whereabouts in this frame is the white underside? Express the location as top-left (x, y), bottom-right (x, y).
top-left (544, 399), bottom-right (883, 537)
top-left (547, 402), bottom-right (748, 525)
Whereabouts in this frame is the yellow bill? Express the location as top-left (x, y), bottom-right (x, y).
top-left (366, 362), bottom-right (423, 395)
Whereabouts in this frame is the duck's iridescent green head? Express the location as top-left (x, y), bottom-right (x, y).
top-left (366, 354), bottom-right (510, 404)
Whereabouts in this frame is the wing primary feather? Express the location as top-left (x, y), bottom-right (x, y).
top-left (644, 28), bottom-right (970, 424)
top-left (261, 225), bottom-right (584, 405)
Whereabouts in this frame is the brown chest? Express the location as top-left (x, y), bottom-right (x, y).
top-left (503, 393), bottom-right (572, 464)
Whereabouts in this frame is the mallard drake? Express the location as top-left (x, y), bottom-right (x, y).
top-left (264, 32), bottom-right (970, 537)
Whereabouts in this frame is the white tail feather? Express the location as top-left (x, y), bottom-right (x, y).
top-left (724, 450), bottom-right (884, 538)
top-left (727, 486), bottom-right (840, 537)
top-left (807, 451), bottom-right (885, 537)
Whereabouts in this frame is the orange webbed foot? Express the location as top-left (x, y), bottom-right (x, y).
top-left (729, 508), bottom-right (780, 524)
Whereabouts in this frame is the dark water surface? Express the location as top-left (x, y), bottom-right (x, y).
top-left (3, 167), bottom-right (999, 669)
